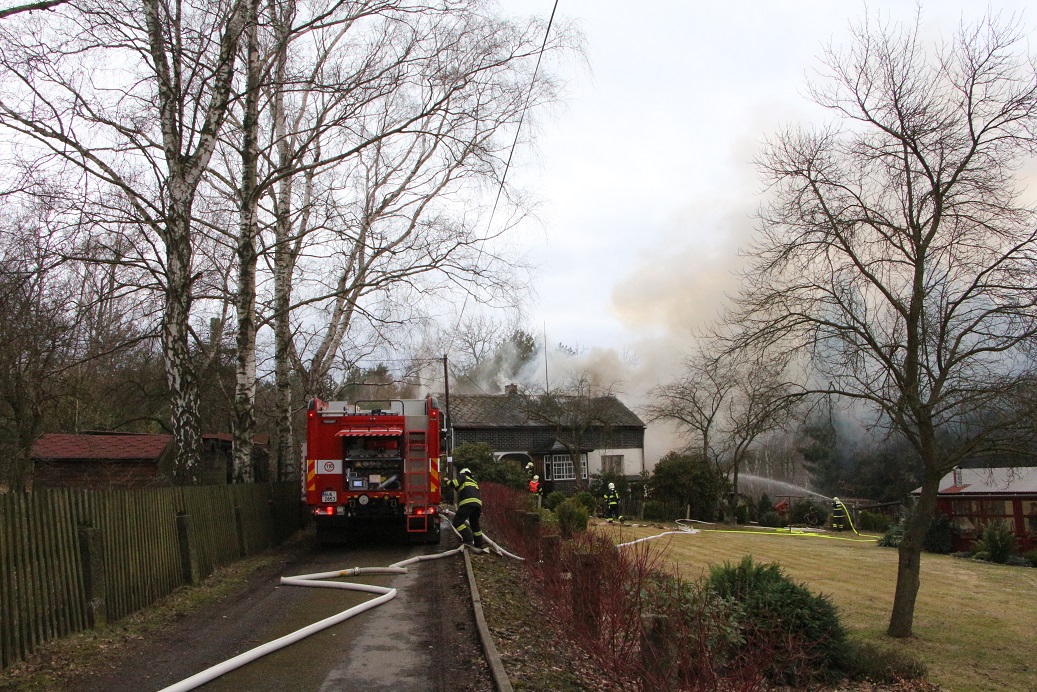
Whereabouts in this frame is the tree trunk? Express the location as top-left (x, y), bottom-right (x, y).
top-left (162, 205), bottom-right (203, 483)
top-left (232, 0), bottom-right (261, 484)
top-left (887, 468), bottom-right (940, 637)
top-left (268, 0), bottom-right (298, 483)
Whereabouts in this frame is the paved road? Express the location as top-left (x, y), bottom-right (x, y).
top-left (72, 531), bottom-right (492, 692)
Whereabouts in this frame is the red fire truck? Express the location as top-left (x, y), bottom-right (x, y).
top-left (304, 396), bottom-right (445, 544)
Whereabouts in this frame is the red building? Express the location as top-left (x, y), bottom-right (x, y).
top-left (31, 432), bottom-right (271, 488)
top-left (923, 467), bottom-right (1037, 553)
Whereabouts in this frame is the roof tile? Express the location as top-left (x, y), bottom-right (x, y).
top-left (32, 433), bottom-right (172, 461)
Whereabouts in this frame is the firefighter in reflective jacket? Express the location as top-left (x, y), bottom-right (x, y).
top-left (448, 468), bottom-right (483, 548)
top-left (528, 474), bottom-right (542, 509)
top-left (604, 482), bottom-right (622, 523)
top-left (831, 497), bottom-right (848, 532)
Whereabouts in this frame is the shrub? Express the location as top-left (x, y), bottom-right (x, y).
top-left (647, 451), bottom-right (726, 521)
top-left (858, 510), bottom-right (891, 533)
top-left (1023, 550), bottom-right (1037, 567)
top-left (572, 490), bottom-right (598, 513)
top-left (733, 504), bottom-right (748, 524)
top-left (707, 556), bottom-right (849, 683)
top-left (877, 522), bottom-right (904, 548)
top-left (790, 498), bottom-right (827, 526)
top-left (974, 520), bottom-right (1017, 564)
top-left (843, 640), bottom-right (927, 683)
top-left (451, 442), bottom-right (527, 489)
top-left (759, 510), bottom-right (785, 528)
top-left (544, 490), bottom-right (567, 511)
top-left (923, 514), bottom-right (954, 554)
top-left (642, 500), bottom-right (672, 521)
top-left (756, 493), bottom-right (773, 521)
top-left (878, 514), bottom-right (953, 553)
top-left (555, 498), bottom-right (589, 537)
top-left (1005, 555), bottom-right (1032, 568)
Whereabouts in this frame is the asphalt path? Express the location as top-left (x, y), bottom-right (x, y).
top-left (72, 530), bottom-right (492, 692)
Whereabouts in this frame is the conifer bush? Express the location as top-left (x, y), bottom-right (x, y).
top-left (572, 490), bottom-right (597, 513)
top-left (544, 490), bottom-right (567, 511)
top-left (555, 498), bottom-right (589, 537)
top-left (858, 510), bottom-right (891, 532)
top-left (706, 556), bottom-right (849, 684)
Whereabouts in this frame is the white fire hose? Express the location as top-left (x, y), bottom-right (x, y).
top-left (159, 518), bottom-right (522, 692)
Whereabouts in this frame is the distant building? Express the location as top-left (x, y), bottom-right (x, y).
top-left (449, 385), bottom-right (646, 493)
top-left (31, 432), bottom-right (271, 489)
top-left (917, 466), bottom-right (1037, 552)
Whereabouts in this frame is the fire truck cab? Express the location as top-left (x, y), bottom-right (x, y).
top-left (304, 396), bottom-right (445, 544)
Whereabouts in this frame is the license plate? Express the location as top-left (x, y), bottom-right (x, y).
top-left (321, 490), bottom-right (337, 503)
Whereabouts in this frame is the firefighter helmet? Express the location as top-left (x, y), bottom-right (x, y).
top-left (608, 482), bottom-right (615, 490)
top-left (533, 475), bottom-right (539, 481)
top-left (460, 468), bottom-right (471, 477)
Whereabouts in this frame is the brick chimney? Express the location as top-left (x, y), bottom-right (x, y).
top-left (504, 383), bottom-right (518, 396)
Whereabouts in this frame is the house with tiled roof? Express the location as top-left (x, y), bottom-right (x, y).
top-left (915, 466), bottom-right (1037, 552)
top-left (31, 432), bottom-right (272, 489)
top-left (448, 385), bottom-right (646, 493)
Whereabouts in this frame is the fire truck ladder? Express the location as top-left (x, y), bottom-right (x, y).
top-left (404, 430), bottom-right (429, 533)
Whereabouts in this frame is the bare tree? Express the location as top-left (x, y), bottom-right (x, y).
top-left (0, 0), bottom-right (250, 481)
top-left (0, 0), bottom-right (69, 20)
top-left (246, 1), bottom-right (569, 478)
top-left (647, 335), bottom-right (800, 518)
top-left (734, 11), bottom-right (1037, 637)
top-left (0, 222), bottom-right (73, 490)
top-left (646, 344), bottom-right (730, 468)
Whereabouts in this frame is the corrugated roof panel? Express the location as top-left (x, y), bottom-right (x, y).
top-left (929, 467), bottom-right (1037, 495)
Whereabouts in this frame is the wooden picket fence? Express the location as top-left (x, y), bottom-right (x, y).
top-left (0, 483), bottom-right (303, 671)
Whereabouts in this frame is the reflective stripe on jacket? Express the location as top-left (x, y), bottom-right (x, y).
top-left (449, 476), bottom-right (482, 507)
top-left (605, 490), bottom-right (620, 506)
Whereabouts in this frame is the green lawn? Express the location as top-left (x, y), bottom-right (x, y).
top-left (599, 522), bottom-right (1037, 692)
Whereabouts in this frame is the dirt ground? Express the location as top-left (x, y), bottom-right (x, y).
top-left (0, 531), bottom-right (491, 692)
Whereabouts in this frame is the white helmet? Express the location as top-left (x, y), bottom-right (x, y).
top-left (533, 475), bottom-right (539, 481)
top-left (608, 482), bottom-right (615, 490)
top-left (460, 468), bottom-right (471, 476)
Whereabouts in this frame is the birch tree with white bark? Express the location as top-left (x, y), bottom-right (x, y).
top-left (0, 0), bottom-right (250, 481)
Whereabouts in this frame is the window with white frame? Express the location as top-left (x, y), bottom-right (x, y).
top-left (601, 454), bottom-right (624, 475)
top-left (546, 453), bottom-right (588, 480)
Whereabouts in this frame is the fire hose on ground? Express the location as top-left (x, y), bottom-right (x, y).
top-left (158, 516), bottom-right (523, 692)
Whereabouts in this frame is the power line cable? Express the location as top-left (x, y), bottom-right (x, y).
top-left (453, 0), bottom-right (560, 327)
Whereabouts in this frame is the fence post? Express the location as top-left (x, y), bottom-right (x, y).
top-left (573, 553), bottom-right (602, 637)
top-left (640, 613), bottom-right (673, 681)
top-left (520, 511), bottom-right (540, 534)
top-left (540, 533), bottom-right (560, 565)
top-left (175, 512), bottom-right (200, 585)
top-left (77, 525), bottom-right (107, 627)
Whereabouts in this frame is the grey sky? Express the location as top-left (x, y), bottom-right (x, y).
top-left (505, 0), bottom-right (1035, 357)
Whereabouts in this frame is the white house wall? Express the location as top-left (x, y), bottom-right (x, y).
top-left (587, 448), bottom-right (645, 479)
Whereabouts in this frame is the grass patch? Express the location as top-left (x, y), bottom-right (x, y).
top-left (0, 532), bottom-right (310, 692)
top-left (598, 522), bottom-right (1037, 692)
